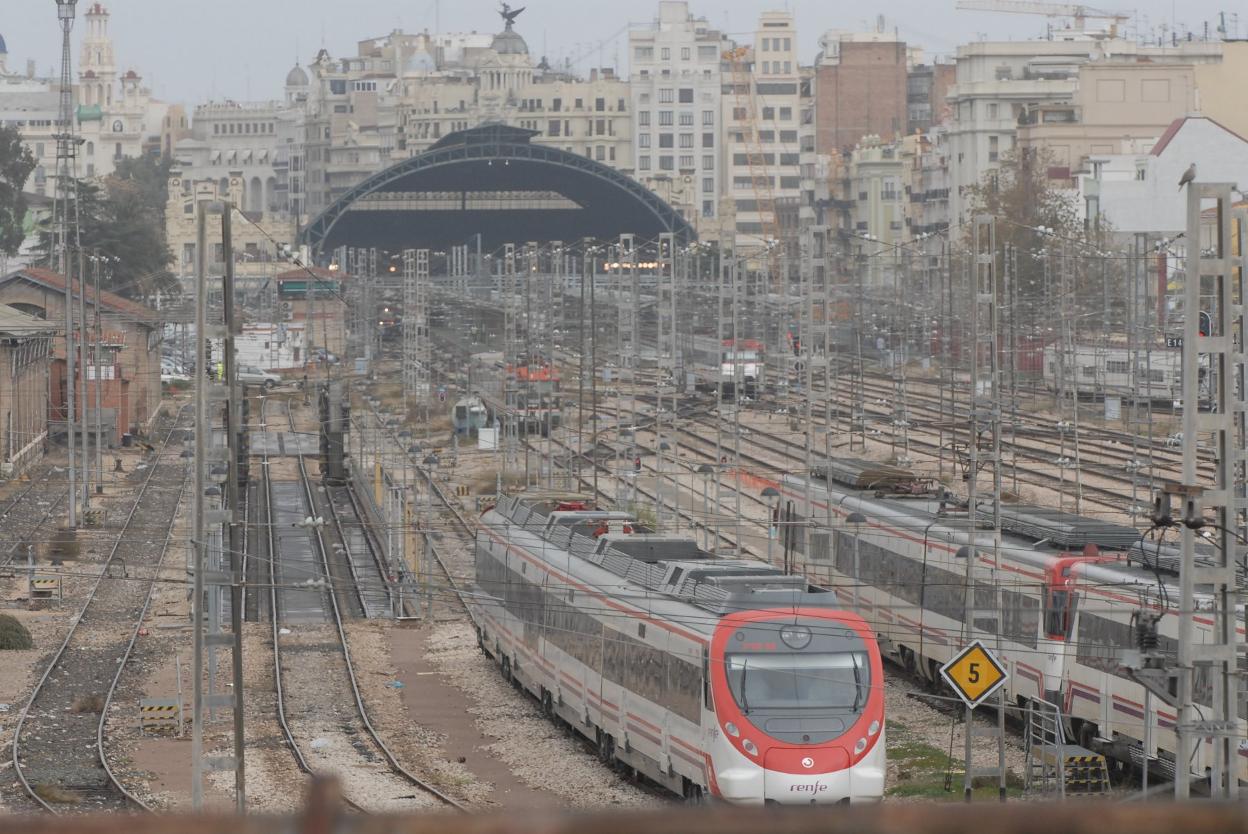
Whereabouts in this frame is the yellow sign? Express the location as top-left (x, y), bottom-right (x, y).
top-left (939, 640), bottom-right (1007, 709)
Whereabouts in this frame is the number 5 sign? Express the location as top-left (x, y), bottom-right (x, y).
top-left (939, 640), bottom-right (1008, 710)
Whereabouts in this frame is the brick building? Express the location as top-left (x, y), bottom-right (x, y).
top-left (0, 268), bottom-right (162, 445)
top-left (0, 304), bottom-right (55, 476)
top-left (815, 39), bottom-right (910, 155)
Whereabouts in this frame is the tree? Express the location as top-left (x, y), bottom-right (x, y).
top-left (962, 147), bottom-right (1119, 332)
top-left (34, 155), bottom-right (178, 301)
top-left (0, 124), bottom-right (37, 257)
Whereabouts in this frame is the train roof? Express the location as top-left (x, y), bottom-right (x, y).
top-left (488, 494), bottom-right (832, 618)
top-left (786, 465), bottom-right (1246, 602)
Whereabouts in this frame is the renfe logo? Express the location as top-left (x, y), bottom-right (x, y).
top-left (790, 782), bottom-right (830, 794)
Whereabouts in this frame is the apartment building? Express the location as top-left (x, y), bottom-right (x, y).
top-left (628, 1), bottom-right (730, 236)
top-left (722, 11), bottom-right (812, 253)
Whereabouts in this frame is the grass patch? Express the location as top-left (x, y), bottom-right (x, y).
top-left (72, 694), bottom-right (105, 713)
top-left (887, 726), bottom-right (1023, 801)
top-left (0, 613), bottom-right (33, 650)
top-left (32, 784), bottom-right (80, 804)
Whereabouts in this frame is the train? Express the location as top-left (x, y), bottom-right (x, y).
top-left (1040, 344), bottom-right (1209, 403)
top-left (470, 494), bottom-right (886, 805)
top-left (771, 459), bottom-right (1247, 787)
top-left (451, 395), bottom-right (490, 437)
top-left (686, 337), bottom-right (765, 399)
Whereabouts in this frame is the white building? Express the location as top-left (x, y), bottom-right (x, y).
top-left (944, 34), bottom-right (1220, 227)
top-left (1083, 116), bottom-right (1248, 235)
top-left (628, 1), bottom-right (729, 236)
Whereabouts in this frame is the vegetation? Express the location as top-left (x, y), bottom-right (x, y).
top-left (34, 154), bottom-right (178, 302)
top-left (0, 613), bottom-right (33, 650)
top-left (0, 124), bottom-right (37, 257)
top-left (962, 147), bottom-right (1125, 332)
top-left (886, 719), bottom-right (1023, 801)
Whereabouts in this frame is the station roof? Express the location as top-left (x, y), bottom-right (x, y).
top-left (0, 268), bottom-right (161, 325)
top-left (299, 123), bottom-right (695, 253)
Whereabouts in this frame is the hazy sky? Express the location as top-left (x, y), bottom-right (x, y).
top-left (2, 0), bottom-right (1239, 104)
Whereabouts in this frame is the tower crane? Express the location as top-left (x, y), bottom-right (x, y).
top-left (956, 0), bottom-right (1131, 34)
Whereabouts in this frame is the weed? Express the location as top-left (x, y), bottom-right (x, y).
top-left (0, 614), bottom-right (33, 650)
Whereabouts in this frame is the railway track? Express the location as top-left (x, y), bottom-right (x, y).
top-left (0, 480), bottom-right (69, 571)
top-left (11, 406), bottom-right (191, 814)
top-left (260, 397), bottom-right (466, 813)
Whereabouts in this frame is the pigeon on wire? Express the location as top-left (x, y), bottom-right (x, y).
top-left (1178, 163), bottom-right (1197, 190)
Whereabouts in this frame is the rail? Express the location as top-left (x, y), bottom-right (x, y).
top-left (12, 404), bottom-right (191, 813)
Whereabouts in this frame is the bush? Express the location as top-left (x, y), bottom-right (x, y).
top-left (0, 613), bottom-right (33, 650)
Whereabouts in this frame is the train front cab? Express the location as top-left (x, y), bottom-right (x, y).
top-left (707, 608), bottom-right (885, 805)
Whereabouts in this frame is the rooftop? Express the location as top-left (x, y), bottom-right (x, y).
top-left (1, 267), bottom-right (161, 325)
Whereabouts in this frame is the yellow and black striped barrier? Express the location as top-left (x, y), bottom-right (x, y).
top-left (139, 698), bottom-right (183, 734)
top-left (1062, 753), bottom-right (1110, 793)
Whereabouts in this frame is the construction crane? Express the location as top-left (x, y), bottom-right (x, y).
top-left (956, 0), bottom-right (1131, 34)
top-left (722, 44), bottom-right (781, 287)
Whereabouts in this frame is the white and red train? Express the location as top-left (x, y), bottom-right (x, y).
top-left (774, 463), bottom-right (1247, 787)
top-left (470, 495), bottom-right (886, 804)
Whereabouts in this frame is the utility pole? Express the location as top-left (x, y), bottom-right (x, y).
top-left (53, 0), bottom-right (79, 529)
top-left (190, 202), bottom-right (246, 810)
top-left (1165, 184), bottom-right (1244, 799)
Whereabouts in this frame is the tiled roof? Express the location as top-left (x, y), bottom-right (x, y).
top-left (1, 267), bottom-right (161, 325)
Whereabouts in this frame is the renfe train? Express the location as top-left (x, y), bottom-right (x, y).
top-left (774, 460), bottom-right (1247, 787)
top-left (470, 495), bottom-right (886, 804)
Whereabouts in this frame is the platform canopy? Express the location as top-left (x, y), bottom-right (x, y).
top-left (299, 123), bottom-right (695, 254)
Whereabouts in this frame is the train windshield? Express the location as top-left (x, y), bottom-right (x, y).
top-left (726, 652), bottom-right (869, 713)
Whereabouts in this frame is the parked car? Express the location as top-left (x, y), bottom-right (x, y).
top-left (237, 365), bottom-right (283, 388)
top-left (311, 349), bottom-right (340, 365)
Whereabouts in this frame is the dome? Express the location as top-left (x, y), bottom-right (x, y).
top-left (404, 50), bottom-right (436, 73)
top-left (490, 27), bottom-right (528, 56)
top-left (286, 64), bottom-right (309, 87)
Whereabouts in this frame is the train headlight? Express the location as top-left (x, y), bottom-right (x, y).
top-left (779, 625), bottom-right (812, 650)
top-left (742, 739), bottom-right (759, 756)
top-left (868, 720), bottom-right (880, 737)
top-left (854, 737), bottom-right (867, 754)
top-left (724, 721), bottom-right (740, 738)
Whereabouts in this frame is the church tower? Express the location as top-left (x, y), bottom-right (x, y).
top-left (79, 3), bottom-right (117, 107)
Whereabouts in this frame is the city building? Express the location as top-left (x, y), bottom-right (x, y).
top-left (294, 10), bottom-right (632, 218)
top-left (943, 34), bottom-right (1220, 227)
top-left (722, 11), bottom-right (812, 253)
top-left (2, 4), bottom-right (174, 195)
top-left (813, 26), bottom-right (911, 155)
top-left (275, 266), bottom-right (348, 358)
top-left (628, 1), bottom-right (730, 235)
top-left (1015, 60), bottom-right (1199, 188)
top-left (0, 267), bottom-right (162, 445)
top-left (1081, 116), bottom-right (1248, 235)
top-left (0, 303), bottom-right (54, 477)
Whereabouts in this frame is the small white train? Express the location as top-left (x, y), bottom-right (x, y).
top-left (1041, 344), bottom-right (1205, 402)
top-left (470, 495), bottom-right (886, 804)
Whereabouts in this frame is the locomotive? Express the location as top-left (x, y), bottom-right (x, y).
top-left (470, 495), bottom-right (886, 804)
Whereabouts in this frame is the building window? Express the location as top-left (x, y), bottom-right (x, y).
top-left (702, 154), bottom-right (714, 169)
top-left (679, 133), bottom-right (694, 148)
top-left (635, 47), bottom-right (653, 61)
top-left (761, 38), bottom-right (770, 51)
top-left (659, 88), bottom-right (674, 103)
top-left (679, 112), bottom-right (693, 126)
top-left (596, 97), bottom-right (605, 112)
top-left (698, 45), bottom-right (717, 61)
top-left (596, 145), bottom-right (605, 160)
top-left (640, 156), bottom-right (651, 171)
top-left (639, 111), bottom-right (651, 126)
top-left (659, 133), bottom-right (674, 148)
top-left (659, 155), bottom-right (674, 170)
top-left (779, 107), bottom-right (791, 120)
top-left (732, 107), bottom-right (747, 121)
top-left (702, 132), bottom-right (714, 148)
top-left (680, 154), bottom-right (694, 168)
top-left (681, 47), bottom-right (691, 60)
top-left (679, 88), bottom-right (694, 103)
top-left (779, 130), bottom-right (797, 143)
top-left (548, 120), bottom-right (561, 136)
top-left (762, 106), bottom-right (775, 120)
top-left (659, 111), bottom-right (673, 126)
top-left (703, 176), bottom-right (714, 193)
top-left (639, 134), bottom-right (651, 148)
top-left (703, 200), bottom-right (714, 217)
top-left (609, 146), bottom-right (615, 161)
top-left (661, 47), bottom-right (671, 60)
top-left (702, 110), bottom-right (714, 126)
top-left (114, 142), bottom-right (122, 159)
top-left (988, 103), bottom-right (999, 119)
top-left (989, 135), bottom-right (999, 162)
